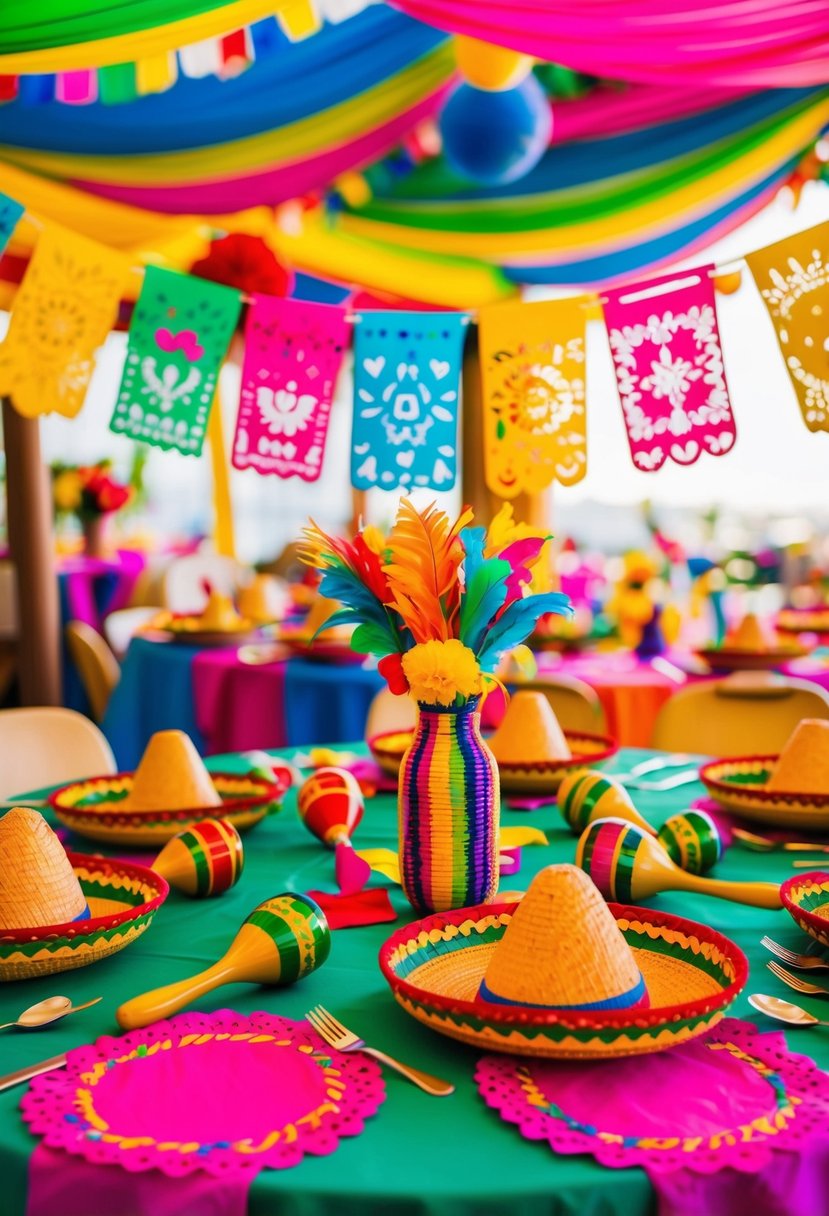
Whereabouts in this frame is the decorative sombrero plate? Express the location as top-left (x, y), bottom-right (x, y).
top-left (379, 900), bottom-right (747, 1060)
top-left (0, 853), bottom-right (168, 981)
top-left (694, 645), bottom-right (808, 672)
top-left (369, 729), bottom-right (617, 792)
top-left (776, 607), bottom-right (829, 640)
top-left (699, 756), bottom-right (829, 829)
top-left (49, 773), bottom-right (285, 847)
top-left (143, 626), bottom-right (265, 648)
top-left (780, 872), bottom-right (829, 949)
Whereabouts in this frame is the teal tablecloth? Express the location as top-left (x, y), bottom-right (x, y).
top-left (1, 748), bottom-right (827, 1216)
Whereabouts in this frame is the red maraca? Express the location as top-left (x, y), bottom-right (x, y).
top-left (297, 767), bottom-right (364, 847)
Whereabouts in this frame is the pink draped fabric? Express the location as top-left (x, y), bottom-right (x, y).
top-left (387, 0), bottom-right (829, 86)
top-left (70, 87), bottom-right (451, 214)
top-left (191, 650), bottom-right (288, 754)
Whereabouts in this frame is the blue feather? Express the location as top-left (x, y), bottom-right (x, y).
top-left (460, 527), bottom-right (487, 588)
top-left (459, 558), bottom-right (511, 654)
top-left (316, 566), bottom-right (400, 653)
top-left (476, 592), bottom-right (573, 672)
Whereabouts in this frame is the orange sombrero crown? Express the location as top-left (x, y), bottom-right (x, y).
top-left (488, 690), bottom-right (570, 765)
top-left (726, 612), bottom-right (768, 651)
top-left (478, 864), bottom-right (648, 1011)
top-left (766, 718), bottom-right (829, 794)
top-left (123, 730), bottom-right (222, 811)
top-left (0, 808), bottom-right (88, 929)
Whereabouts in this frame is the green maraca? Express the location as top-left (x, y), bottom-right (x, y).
top-left (557, 770), bottom-right (656, 836)
top-left (116, 893), bottom-right (331, 1029)
top-left (657, 809), bottom-right (723, 876)
top-left (576, 818), bottom-right (781, 909)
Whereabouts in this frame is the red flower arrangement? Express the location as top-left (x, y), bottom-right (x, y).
top-left (52, 462), bottom-right (132, 520)
top-left (189, 233), bottom-right (293, 298)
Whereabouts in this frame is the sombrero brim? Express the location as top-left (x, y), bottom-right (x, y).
top-left (696, 647), bottom-right (808, 671)
top-left (780, 871), bottom-right (829, 949)
top-left (369, 729), bottom-right (617, 791)
top-left (776, 610), bottom-right (829, 636)
top-left (49, 772), bottom-right (285, 846)
top-left (0, 853), bottom-right (168, 981)
top-left (700, 756), bottom-right (829, 829)
top-left (379, 900), bottom-right (747, 1060)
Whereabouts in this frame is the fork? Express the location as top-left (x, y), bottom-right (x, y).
top-left (767, 960), bottom-right (829, 998)
top-left (761, 936), bottom-right (829, 970)
top-left (306, 1005), bottom-right (454, 1097)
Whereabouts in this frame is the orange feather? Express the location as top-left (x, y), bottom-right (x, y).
top-left (383, 500), bottom-right (473, 642)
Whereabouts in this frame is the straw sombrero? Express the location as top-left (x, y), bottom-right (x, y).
top-left (780, 872), bottom-right (829, 949)
top-left (777, 606), bottom-right (829, 639)
top-left (124, 731), bottom-right (223, 812)
top-left (379, 898), bottom-right (747, 1060)
top-left (50, 771), bottom-right (285, 848)
top-left (701, 719), bottom-right (829, 829)
top-left (696, 613), bottom-right (807, 671)
top-left (0, 853), bottom-right (168, 981)
top-left (478, 867), bottom-right (648, 1012)
top-left (0, 808), bottom-right (89, 929)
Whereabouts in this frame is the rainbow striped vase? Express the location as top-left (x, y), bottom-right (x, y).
top-left (399, 698), bottom-right (500, 915)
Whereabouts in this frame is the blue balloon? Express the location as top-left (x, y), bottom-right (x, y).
top-left (439, 76), bottom-right (552, 186)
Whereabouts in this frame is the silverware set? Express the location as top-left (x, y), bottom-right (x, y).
top-left (603, 753), bottom-right (701, 791)
top-left (751, 937), bottom-right (829, 1026)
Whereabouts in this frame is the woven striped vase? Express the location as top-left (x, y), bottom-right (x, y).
top-left (399, 698), bottom-right (500, 915)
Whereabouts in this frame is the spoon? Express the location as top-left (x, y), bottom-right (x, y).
top-left (0, 995), bottom-right (102, 1031)
top-left (748, 992), bottom-right (829, 1027)
top-left (733, 828), bottom-right (829, 854)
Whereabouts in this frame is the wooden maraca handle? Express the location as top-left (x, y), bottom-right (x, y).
top-left (679, 872), bottom-right (782, 909)
top-left (116, 961), bottom-right (235, 1030)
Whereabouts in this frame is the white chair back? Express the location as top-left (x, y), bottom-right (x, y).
top-left (0, 707), bottom-right (116, 799)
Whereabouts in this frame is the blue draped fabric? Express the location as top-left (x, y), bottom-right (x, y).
top-left (102, 637), bottom-right (204, 769)
top-left (0, 8), bottom-right (448, 153)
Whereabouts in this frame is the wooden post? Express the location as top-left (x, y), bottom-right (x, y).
top-left (2, 397), bottom-right (62, 705)
top-left (461, 329), bottom-right (553, 529)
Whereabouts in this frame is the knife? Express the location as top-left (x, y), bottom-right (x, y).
top-left (0, 1053), bottom-right (67, 1094)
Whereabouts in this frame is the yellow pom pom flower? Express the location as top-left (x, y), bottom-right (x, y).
top-left (402, 639), bottom-right (482, 707)
top-left (53, 470), bottom-right (83, 512)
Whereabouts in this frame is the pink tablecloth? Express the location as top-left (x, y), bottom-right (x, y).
top-left (191, 650), bottom-right (288, 754)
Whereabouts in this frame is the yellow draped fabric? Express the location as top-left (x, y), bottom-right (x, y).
top-left (0, 226), bottom-right (129, 418)
top-left (0, 0), bottom-right (315, 73)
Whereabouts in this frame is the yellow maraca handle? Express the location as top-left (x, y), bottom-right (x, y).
top-left (116, 960), bottom-right (237, 1030)
top-left (676, 871), bottom-right (782, 909)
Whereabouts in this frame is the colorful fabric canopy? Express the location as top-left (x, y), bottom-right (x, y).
top-left (0, 9), bottom-right (452, 209)
top-left (387, 0), bottom-right (829, 87)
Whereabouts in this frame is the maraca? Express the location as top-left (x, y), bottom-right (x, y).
top-left (557, 770), bottom-right (656, 836)
top-left (576, 818), bottom-right (781, 909)
top-left (657, 810), bottom-right (722, 876)
top-left (297, 767), bottom-right (364, 847)
top-left (152, 818), bottom-right (244, 897)
top-left (116, 893), bottom-right (331, 1030)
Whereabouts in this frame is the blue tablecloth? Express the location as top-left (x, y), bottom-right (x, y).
top-left (102, 637), bottom-right (384, 768)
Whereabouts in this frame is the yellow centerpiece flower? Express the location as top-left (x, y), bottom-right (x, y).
top-left (402, 640), bottom-right (482, 708)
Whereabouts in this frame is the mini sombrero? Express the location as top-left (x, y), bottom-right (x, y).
top-left (0, 808), bottom-right (88, 929)
top-left (123, 730), bottom-right (223, 812)
top-left (236, 574), bottom-right (284, 624)
top-left (697, 612), bottom-right (807, 671)
top-left (487, 692), bottom-right (617, 793)
top-left (478, 866), bottom-right (648, 1012)
top-left (780, 871), bottom-right (829, 949)
top-left (380, 897), bottom-right (746, 1060)
top-left (0, 852), bottom-right (167, 981)
top-left (146, 591), bottom-right (259, 644)
top-left (49, 731), bottom-right (287, 847)
top-left (700, 718), bottom-right (829, 829)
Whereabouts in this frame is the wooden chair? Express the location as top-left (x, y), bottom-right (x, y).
top-left (0, 707), bottom-right (116, 799)
top-left (650, 673), bottom-right (829, 756)
top-left (364, 687), bottom-right (418, 741)
top-left (65, 621), bottom-right (121, 723)
top-left (505, 675), bottom-right (609, 735)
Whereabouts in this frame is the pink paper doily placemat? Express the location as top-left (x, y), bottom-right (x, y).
top-left (476, 1018), bottom-right (829, 1176)
top-left (22, 1010), bottom-right (385, 1179)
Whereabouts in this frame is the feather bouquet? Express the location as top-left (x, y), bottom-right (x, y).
top-left (301, 499), bottom-right (572, 708)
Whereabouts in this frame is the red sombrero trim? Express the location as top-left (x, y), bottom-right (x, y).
top-left (700, 756), bottom-right (829, 806)
top-left (378, 900), bottom-right (748, 1031)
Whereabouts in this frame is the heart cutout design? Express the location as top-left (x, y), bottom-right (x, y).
top-left (430, 359), bottom-right (450, 379)
top-left (363, 356), bottom-right (385, 378)
top-left (396, 450), bottom-right (415, 468)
